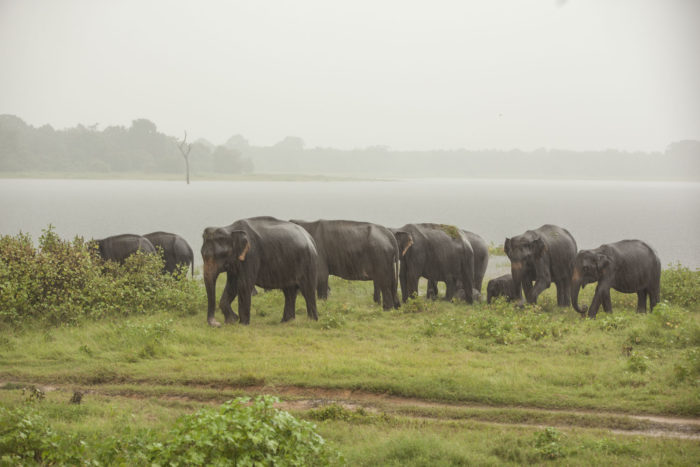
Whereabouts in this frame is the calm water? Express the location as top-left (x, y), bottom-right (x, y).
top-left (1, 178), bottom-right (699, 270)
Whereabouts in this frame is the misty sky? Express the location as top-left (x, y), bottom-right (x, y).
top-left (1, 0), bottom-right (698, 151)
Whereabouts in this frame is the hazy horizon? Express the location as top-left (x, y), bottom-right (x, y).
top-left (1, 1), bottom-right (699, 152)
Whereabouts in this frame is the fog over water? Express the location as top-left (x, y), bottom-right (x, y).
top-left (1, 178), bottom-right (698, 270)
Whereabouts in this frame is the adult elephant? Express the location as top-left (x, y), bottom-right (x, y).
top-left (91, 234), bottom-right (156, 264)
top-left (394, 224), bottom-right (474, 304)
top-left (290, 219), bottom-right (400, 310)
top-left (426, 229), bottom-right (488, 301)
top-left (201, 216), bottom-right (318, 326)
top-left (504, 224), bottom-right (577, 306)
top-left (571, 240), bottom-right (660, 318)
top-left (144, 231), bottom-right (194, 276)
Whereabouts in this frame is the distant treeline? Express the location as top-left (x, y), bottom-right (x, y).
top-left (1, 114), bottom-right (698, 180)
top-left (0, 115), bottom-right (253, 174)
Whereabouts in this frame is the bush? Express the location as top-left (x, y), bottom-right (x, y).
top-left (146, 396), bottom-right (339, 466)
top-left (0, 397), bottom-right (339, 466)
top-left (660, 264), bottom-right (699, 310)
top-left (0, 226), bottom-right (203, 326)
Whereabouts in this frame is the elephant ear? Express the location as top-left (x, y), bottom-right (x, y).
top-left (395, 231), bottom-right (414, 256)
top-left (230, 231), bottom-right (250, 261)
top-left (504, 238), bottom-right (511, 256)
top-left (532, 237), bottom-right (546, 258)
top-left (596, 253), bottom-right (612, 276)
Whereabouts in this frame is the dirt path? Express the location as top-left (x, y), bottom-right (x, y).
top-left (7, 380), bottom-right (699, 440)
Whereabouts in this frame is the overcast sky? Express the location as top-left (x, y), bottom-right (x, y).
top-left (1, 0), bottom-right (698, 151)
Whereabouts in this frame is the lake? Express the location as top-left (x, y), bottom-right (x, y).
top-left (1, 178), bottom-right (699, 271)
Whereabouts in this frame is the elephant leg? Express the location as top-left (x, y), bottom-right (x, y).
top-left (649, 285), bottom-right (660, 311)
top-left (282, 286), bottom-right (298, 322)
top-left (373, 282), bottom-right (381, 304)
top-left (219, 275), bottom-right (239, 324)
top-left (636, 291), bottom-right (647, 313)
top-left (522, 280), bottom-right (535, 304)
top-left (401, 272), bottom-right (420, 302)
top-left (602, 290), bottom-right (612, 313)
top-left (237, 290), bottom-right (252, 325)
top-left (555, 280), bottom-right (571, 307)
top-left (587, 285), bottom-right (606, 319)
top-left (375, 276), bottom-right (393, 311)
top-left (299, 282), bottom-right (318, 321)
top-left (559, 276), bottom-right (572, 307)
top-left (317, 269), bottom-right (329, 300)
top-left (444, 278), bottom-right (456, 301)
top-left (426, 280), bottom-right (439, 300)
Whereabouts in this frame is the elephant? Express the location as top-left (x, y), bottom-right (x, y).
top-left (486, 274), bottom-right (519, 304)
top-left (504, 224), bottom-right (577, 306)
top-left (144, 231), bottom-right (194, 276)
top-left (91, 234), bottom-right (156, 264)
top-left (393, 224), bottom-right (474, 304)
top-left (201, 216), bottom-right (318, 326)
top-left (426, 229), bottom-right (489, 301)
top-left (571, 239), bottom-right (660, 318)
top-left (290, 219), bottom-right (400, 310)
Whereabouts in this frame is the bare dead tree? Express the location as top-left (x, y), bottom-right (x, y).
top-left (177, 131), bottom-right (192, 184)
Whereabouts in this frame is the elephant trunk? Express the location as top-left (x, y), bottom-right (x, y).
top-left (203, 258), bottom-right (221, 325)
top-left (571, 267), bottom-right (585, 315)
top-left (510, 261), bottom-right (525, 303)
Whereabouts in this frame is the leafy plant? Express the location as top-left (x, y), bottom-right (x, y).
top-left (146, 396), bottom-right (339, 466)
top-left (660, 264), bottom-right (699, 309)
top-left (533, 427), bottom-right (566, 460)
top-left (0, 226), bottom-right (203, 326)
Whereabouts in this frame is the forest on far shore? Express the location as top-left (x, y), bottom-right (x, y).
top-left (1, 114), bottom-right (698, 180)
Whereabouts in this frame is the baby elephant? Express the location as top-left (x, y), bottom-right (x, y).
top-left (486, 274), bottom-right (518, 304)
top-left (571, 239), bottom-right (660, 318)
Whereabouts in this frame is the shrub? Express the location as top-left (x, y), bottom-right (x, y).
top-left (0, 406), bottom-right (57, 465)
top-left (660, 264), bottom-right (699, 310)
top-left (146, 396), bottom-right (339, 466)
top-left (533, 427), bottom-right (566, 460)
top-left (0, 226), bottom-right (203, 326)
top-left (0, 398), bottom-right (339, 466)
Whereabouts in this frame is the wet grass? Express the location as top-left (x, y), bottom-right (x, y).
top-left (1, 271), bottom-right (698, 464)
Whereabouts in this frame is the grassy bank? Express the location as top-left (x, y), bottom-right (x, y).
top-left (1, 230), bottom-right (698, 464)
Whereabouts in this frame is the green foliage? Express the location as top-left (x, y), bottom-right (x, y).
top-left (0, 115), bottom-right (253, 175)
top-left (438, 224), bottom-right (460, 239)
top-left (533, 427), bottom-right (566, 460)
top-left (626, 351), bottom-right (649, 374)
top-left (0, 406), bottom-right (58, 465)
top-left (146, 396), bottom-right (339, 466)
top-left (625, 303), bottom-right (699, 350)
top-left (0, 398), bottom-right (338, 466)
top-left (488, 242), bottom-right (506, 256)
top-left (0, 226), bottom-right (202, 326)
top-left (660, 264), bottom-right (699, 309)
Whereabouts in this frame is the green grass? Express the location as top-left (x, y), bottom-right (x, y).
top-left (1, 275), bottom-right (698, 415)
top-left (1, 260), bottom-right (698, 464)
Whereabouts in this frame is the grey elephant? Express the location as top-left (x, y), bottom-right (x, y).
top-left (201, 216), bottom-right (318, 326)
top-left (144, 231), bottom-right (194, 276)
top-left (394, 224), bottom-right (474, 303)
top-left (486, 274), bottom-right (519, 304)
top-left (91, 234), bottom-right (156, 264)
top-left (290, 219), bottom-right (400, 310)
top-left (426, 229), bottom-right (488, 301)
top-left (571, 239), bottom-right (660, 318)
top-left (504, 224), bottom-right (577, 306)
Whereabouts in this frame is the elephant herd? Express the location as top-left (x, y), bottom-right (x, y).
top-left (93, 217), bottom-right (661, 326)
top-left (91, 231), bottom-right (194, 276)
